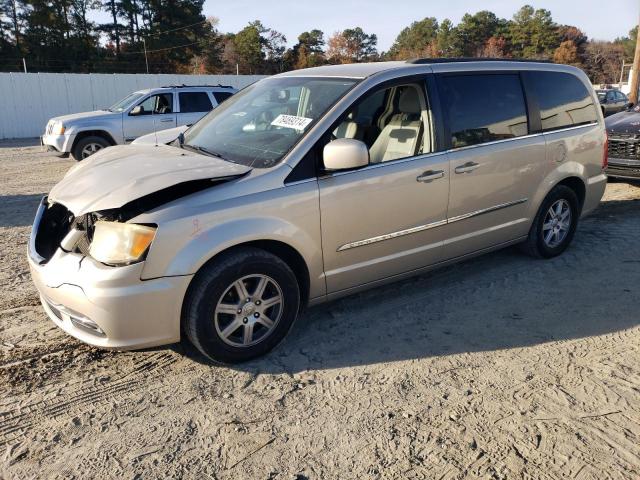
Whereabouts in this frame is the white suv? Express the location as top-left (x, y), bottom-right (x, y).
top-left (42, 85), bottom-right (237, 160)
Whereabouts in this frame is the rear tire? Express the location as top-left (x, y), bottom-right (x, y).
top-left (71, 135), bottom-right (110, 161)
top-left (521, 185), bottom-right (579, 259)
top-left (183, 247), bottom-right (301, 364)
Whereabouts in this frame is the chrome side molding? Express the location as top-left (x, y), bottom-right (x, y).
top-left (337, 219), bottom-right (448, 252)
top-left (447, 198), bottom-right (529, 224)
top-left (337, 197), bottom-right (528, 252)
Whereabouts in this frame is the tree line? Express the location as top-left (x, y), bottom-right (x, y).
top-left (0, 2), bottom-right (635, 83)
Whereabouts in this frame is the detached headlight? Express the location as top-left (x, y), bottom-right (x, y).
top-left (52, 121), bottom-right (66, 135)
top-left (89, 221), bottom-right (156, 265)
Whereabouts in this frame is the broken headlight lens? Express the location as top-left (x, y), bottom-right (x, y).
top-left (89, 221), bottom-right (156, 265)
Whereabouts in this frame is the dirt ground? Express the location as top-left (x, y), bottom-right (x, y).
top-left (1, 142), bottom-right (639, 480)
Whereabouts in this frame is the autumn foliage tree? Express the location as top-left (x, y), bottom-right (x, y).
top-left (327, 27), bottom-right (377, 63)
top-left (0, 2), bottom-right (635, 83)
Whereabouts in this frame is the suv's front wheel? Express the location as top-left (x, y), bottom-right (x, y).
top-left (183, 247), bottom-right (301, 363)
top-left (521, 185), bottom-right (580, 258)
top-left (72, 135), bottom-right (110, 161)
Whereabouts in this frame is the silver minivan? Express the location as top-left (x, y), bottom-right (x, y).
top-left (29, 60), bottom-right (608, 363)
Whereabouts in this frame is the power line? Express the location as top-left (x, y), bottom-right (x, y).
top-left (143, 19), bottom-right (209, 38)
top-left (119, 39), bottom-right (210, 55)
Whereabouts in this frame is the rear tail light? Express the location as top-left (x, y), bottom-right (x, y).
top-left (602, 132), bottom-right (608, 170)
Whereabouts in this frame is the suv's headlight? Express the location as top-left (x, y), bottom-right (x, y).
top-left (89, 221), bottom-right (156, 265)
top-left (52, 122), bottom-right (66, 135)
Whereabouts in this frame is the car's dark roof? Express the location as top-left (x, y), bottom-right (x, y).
top-left (279, 59), bottom-right (574, 79)
top-left (406, 57), bottom-right (551, 64)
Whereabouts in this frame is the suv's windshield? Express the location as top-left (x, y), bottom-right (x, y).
top-left (182, 77), bottom-right (357, 168)
top-left (108, 92), bottom-right (145, 112)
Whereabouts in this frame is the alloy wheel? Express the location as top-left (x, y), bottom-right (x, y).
top-left (214, 274), bottom-right (284, 347)
top-left (542, 199), bottom-right (572, 248)
top-left (81, 143), bottom-right (103, 158)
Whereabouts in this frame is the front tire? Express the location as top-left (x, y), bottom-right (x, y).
top-left (71, 135), bottom-right (110, 161)
top-left (521, 185), bottom-right (580, 258)
top-left (183, 247), bottom-right (301, 363)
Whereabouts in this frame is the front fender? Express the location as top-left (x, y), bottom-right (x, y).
top-left (67, 117), bottom-right (124, 144)
top-left (142, 216), bottom-right (325, 299)
top-left (138, 175), bottom-right (324, 298)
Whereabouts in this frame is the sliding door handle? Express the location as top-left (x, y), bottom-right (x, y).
top-left (416, 170), bottom-right (445, 183)
top-left (455, 162), bottom-right (480, 174)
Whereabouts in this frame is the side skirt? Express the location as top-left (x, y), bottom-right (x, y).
top-left (307, 236), bottom-right (527, 306)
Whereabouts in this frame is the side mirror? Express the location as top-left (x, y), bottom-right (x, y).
top-left (130, 105), bottom-right (143, 116)
top-left (323, 138), bottom-right (369, 171)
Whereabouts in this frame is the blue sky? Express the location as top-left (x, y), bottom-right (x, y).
top-left (206, 0), bottom-right (637, 50)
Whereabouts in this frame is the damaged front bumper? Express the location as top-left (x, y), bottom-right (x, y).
top-left (28, 197), bottom-right (193, 350)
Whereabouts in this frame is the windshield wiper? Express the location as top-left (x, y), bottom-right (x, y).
top-left (182, 143), bottom-right (231, 162)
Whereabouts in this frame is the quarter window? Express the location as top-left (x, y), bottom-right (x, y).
top-left (179, 92), bottom-right (213, 113)
top-left (213, 91), bottom-right (234, 103)
top-left (438, 74), bottom-right (528, 149)
top-left (526, 71), bottom-right (598, 131)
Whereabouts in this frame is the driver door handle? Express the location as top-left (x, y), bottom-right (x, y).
top-left (416, 170), bottom-right (445, 183)
top-left (455, 161), bottom-right (480, 174)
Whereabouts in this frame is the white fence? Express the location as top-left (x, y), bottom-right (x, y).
top-left (0, 73), bottom-right (266, 139)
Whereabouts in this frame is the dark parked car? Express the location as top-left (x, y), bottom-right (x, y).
top-left (605, 104), bottom-right (640, 180)
top-left (596, 89), bottom-right (631, 117)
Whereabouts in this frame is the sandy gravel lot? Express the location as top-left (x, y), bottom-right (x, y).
top-left (1, 142), bottom-right (639, 479)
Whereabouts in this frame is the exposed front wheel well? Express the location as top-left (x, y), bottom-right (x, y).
top-left (556, 176), bottom-right (586, 213)
top-left (72, 130), bottom-right (116, 150)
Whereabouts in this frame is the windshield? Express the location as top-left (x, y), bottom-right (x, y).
top-left (108, 92), bottom-right (145, 112)
top-left (182, 77), bottom-right (357, 168)
top-left (596, 91), bottom-right (607, 101)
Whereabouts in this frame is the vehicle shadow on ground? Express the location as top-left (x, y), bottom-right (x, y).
top-left (180, 197), bottom-right (640, 373)
top-left (0, 194), bottom-right (44, 228)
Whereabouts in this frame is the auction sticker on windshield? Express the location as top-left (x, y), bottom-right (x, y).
top-left (271, 114), bottom-right (313, 131)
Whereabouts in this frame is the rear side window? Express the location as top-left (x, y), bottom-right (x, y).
top-left (526, 71), bottom-right (598, 132)
top-left (179, 92), bottom-right (213, 113)
top-left (213, 91), bottom-right (234, 104)
top-left (438, 74), bottom-right (528, 149)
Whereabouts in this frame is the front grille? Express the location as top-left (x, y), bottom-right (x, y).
top-left (606, 164), bottom-right (640, 178)
top-left (608, 134), bottom-right (640, 160)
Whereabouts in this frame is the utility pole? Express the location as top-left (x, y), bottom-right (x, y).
top-left (22, 58), bottom-right (26, 73)
top-left (630, 12), bottom-right (640, 104)
top-left (143, 38), bottom-right (149, 74)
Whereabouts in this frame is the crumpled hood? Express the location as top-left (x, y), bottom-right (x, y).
top-left (49, 144), bottom-right (251, 215)
top-left (605, 111), bottom-right (640, 135)
top-left (51, 110), bottom-right (119, 124)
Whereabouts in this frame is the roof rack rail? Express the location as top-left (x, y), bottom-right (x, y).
top-left (406, 57), bottom-right (552, 64)
top-left (160, 84), bottom-right (235, 88)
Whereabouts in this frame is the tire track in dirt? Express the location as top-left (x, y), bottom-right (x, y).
top-left (0, 351), bottom-right (180, 447)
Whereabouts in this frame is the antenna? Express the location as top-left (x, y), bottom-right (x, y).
top-left (152, 114), bottom-right (159, 146)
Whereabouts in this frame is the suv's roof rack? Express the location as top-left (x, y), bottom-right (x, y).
top-left (160, 84), bottom-right (235, 89)
top-left (406, 57), bottom-right (552, 64)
